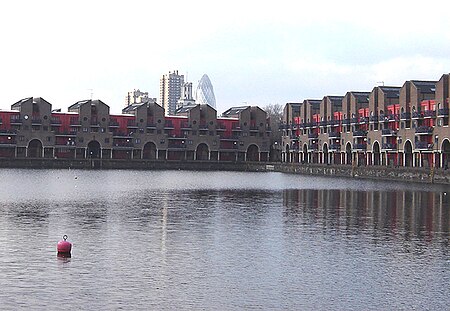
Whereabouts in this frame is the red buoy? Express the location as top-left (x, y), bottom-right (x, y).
top-left (57, 235), bottom-right (72, 257)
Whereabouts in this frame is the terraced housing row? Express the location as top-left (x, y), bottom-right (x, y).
top-left (281, 73), bottom-right (450, 169)
top-left (0, 98), bottom-right (271, 162)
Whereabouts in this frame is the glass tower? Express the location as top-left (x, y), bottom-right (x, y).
top-left (195, 74), bottom-right (216, 109)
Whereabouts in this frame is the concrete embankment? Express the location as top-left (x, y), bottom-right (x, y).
top-left (272, 163), bottom-right (450, 185)
top-left (0, 158), bottom-right (448, 185)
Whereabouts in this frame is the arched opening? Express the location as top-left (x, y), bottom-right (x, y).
top-left (28, 139), bottom-right (43, 158)
top-left (404, 140), bottom-right (413, 167)
top-left (323, 143), bottom-right (329, 164)
top-left (373, 141), bottom-right (381, 165)
top-left (142, 141), bottom-right (157, 159)
top-left (346, 142), bottom-right (352, 165)
top-left (87, 140), bottom-right (101, 159)
top-left (441, 139), bottom-right (450, 169)
top-left (247, 144), bottom-right (259, 161)
top-left (302, 144), bottom-right (308, 163)
top-left (196, 143), bottom-right (209, 160)
top-left (285, 144), bottom-right (290, 162)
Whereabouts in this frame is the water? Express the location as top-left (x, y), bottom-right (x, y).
top-left (0, 169), bottom-right (448, 310)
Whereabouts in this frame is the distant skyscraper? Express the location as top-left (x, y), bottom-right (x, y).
top-left (125, 89), bottom-right (155, 106)
top-left (195, 74), bottom-right (216, 109)
top-left (160, 70), bottom-right (184, 115)
top-left (177, 82), bottom-right (196, 110)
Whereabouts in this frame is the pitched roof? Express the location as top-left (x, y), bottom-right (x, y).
top-left (379, 86), bottom-right (400, 98)
top-left (222, 106), bottom-right (250, 117)
top-left (411, 80), bottom-right (437, 93)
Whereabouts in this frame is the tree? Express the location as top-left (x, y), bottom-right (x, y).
top-left (264, 103), bottom-right (283, 161)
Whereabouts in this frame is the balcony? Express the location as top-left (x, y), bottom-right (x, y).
top-left (359, 117), bottom-right (368, 124)
top-left (415, 126), bottom-right (433, 135)
top-left (113, 141), bottom-right (134, 149)
top-left (0, 139), bottom-right (16, 145)
top-left (109, 119), bottom-right (119, 127)
top-left (342, 119), bottom-right (350, 125)
top-left (54, 130), bottom-right (77, 136)
top-left (31, 117), bottom-right (42, 125)
top-left (400, 112), bottom-right (411, 120)
top-left (70, 118), bottom-right (81, 126)
top-left (415, 141), bottom-right (433, 150)
top-left (10, 117), bottom-right (22, 124)
top-left (181, 122), bottom-right (192, 130)
top-left (379, 114), bottom-right (397, 122)
top-left (352, 130), bottom-right (367, 137)
top-left (319, 121), bottom-right (328, 127)
top-left (51, 118), bottom-right (62, 125)
top-left (308, 143), bottom-right (318, 151)
top-left (412, 111), bottom-right (423, 119)
top-left (354, 143), bottom-right (367, 151)
top-left (112, 132), bottom-right (133, 138)
top-left (164, 121), bottom-right (174, 129)
top-left (90, 117), bottom-right (100, 127)
top-left (328, 132), bottom-right (341, 138)
top-left (0, 129), bottom-right (17, 135)
top-left (329, 144), bottom-right (341, 151)
top-left (382, 143), bottom-right (397, 150)
top-left (308, 133), bottom-right (318, 139)
top-left (329, 119), bottom-right (340, 126)
top-left (369, 115), bottom-right (379, 123)
top-left (423, 110), bottom-right (436, 118)
top-left (381, 129), bottom-right (397, 136)
top-left (350, 117), bottom-right (358, 124)
top-left (127, 120), bottom-right (138, 128)
top-left (438, 108), bottom-right (449, 116)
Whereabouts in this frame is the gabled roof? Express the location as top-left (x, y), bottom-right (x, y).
top-left (325, 96), bottom-right (344, 106)
top-left (411, 80), bottom-right (437, 93)
top-left (351, 92), bottom-right (370, 103)
top-left (122, 103), bottom-right (144, 114)
top-left (175, 104), bottom-right (198, 114)
top-left (222, 106), bottom-right (250, 117)
top-left (379, 86), bottom-right (400, 98)
top-left (304, 99), bottom-right (321, 107)
top-left (68, 99), bottom-right (91, 110)
top-left (11, 97), bottom-right (51, 111)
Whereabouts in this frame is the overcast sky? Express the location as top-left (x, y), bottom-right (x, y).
top-left (1, 0), bottom-right (449, 114)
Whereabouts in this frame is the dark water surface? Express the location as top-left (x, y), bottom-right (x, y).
top-left (0, 169), bottom-right (448, 310)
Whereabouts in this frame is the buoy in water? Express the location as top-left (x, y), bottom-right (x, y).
top-left (57, 235), bottom-right (72, 257)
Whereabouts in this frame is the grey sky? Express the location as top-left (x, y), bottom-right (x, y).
top-left (1, 0), bottom-right (449, 114)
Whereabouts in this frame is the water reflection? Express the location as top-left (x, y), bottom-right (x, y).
top-left (283, 189), bottom-right (449, 245)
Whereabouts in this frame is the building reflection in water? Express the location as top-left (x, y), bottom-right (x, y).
top-left (283, 189), bottom-right (449, 244)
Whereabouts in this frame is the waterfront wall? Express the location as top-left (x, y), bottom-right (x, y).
top-left (272, 163), bottom-right (450, 185)
top-left (0, 158), bottom-right (448, 185)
